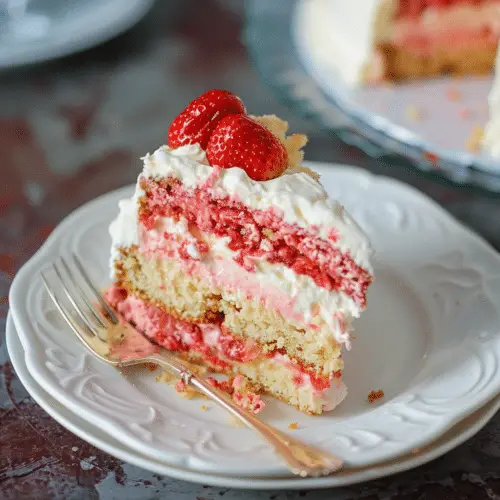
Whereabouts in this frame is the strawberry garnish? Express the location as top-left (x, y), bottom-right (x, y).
top-left (206, 114), bottom-right (288, 181)
top-left (168, 89), bottom-right (245, 149)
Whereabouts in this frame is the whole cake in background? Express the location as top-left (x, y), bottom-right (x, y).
top-left (298, 0), bottom-right (500, 157)
top-left (301, 0), bottom-right (500, 85)
top-left (106, 89), bottom-right (374, 415)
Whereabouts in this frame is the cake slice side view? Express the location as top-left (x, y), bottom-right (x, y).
top-left (301, 0), bottom-right (500, 86)
top-left (106, 90), bottom-right (374, 415)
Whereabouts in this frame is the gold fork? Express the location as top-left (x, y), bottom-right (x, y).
top-left (41, 254), bottom-right (344, 477)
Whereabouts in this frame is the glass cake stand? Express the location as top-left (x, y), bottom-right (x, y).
top-left (244, 0), bottom-right (500, 195)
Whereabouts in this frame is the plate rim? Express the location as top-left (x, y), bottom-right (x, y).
top-left (8, 161), bottom-right (500, 477)
top-left (7, 312), bottom-right (500, 490)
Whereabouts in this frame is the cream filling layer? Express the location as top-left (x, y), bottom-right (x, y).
top-left (139, 214), bottom-right (355, 347)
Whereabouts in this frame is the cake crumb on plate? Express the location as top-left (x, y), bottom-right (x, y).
top-left (288, 422), bottom-right (299, 430)
top-left (175, 380), bottom-right (200, 399)
top-left (446, 87), bottom-right (461, 102)
top-left (367, 389), bottom-right (385, 404)
top-left (156, 371), bottom-right (174, 383)
top-left (458, 107), bottom-right (472, 120)
top-left (406, 106), bottom-right (422, 122)
top-left (466, 125), bottom-right (484, 152)
top-left (229, 416), bottom-right (245, 427)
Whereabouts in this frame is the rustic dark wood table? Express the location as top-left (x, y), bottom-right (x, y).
top-left (2, 1), bottom-right (500, 498)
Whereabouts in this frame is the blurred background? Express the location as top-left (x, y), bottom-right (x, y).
top-left (3, 0), bottom-right (498, 301)
top-left (3, 1), bottom-right (500, 497)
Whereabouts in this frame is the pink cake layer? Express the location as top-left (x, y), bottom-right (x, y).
top-left (104, 285), bottom-right (338, 394)
top-left (392, 0), bottom-right (500, 55)
top-left (103, 287), bottom-right (266, 414)
top-left (139, 177), bottom-right (372, 308)
top-left (397, 0), bottom-right (498, 19)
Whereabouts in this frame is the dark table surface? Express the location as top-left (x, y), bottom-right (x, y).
top-left (3, 1), bottom-right (500, 499)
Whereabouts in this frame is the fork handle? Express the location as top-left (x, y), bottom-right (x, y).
top-left (147, 353), bottom-right (343, 476)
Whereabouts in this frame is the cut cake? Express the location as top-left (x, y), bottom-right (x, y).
top-left (299, 0), bottom-right (500, 85)
top-left (298, 0), bottom-right (500, 158)
top-left (106, 90), bottom-right (374, 415)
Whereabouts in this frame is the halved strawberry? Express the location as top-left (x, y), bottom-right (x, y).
top-left (206, 114), bottom-right (288, 181)
top-left (167, 89), bottom-right (245, 149)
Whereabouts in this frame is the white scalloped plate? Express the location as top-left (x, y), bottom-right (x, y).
top-left (7, 314), bottom-right (500, 489)
top-left (9, 162), bottom-right (500, 478)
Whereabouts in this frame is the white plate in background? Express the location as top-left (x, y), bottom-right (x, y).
top-left (0, 0), bottom-right (155, 68)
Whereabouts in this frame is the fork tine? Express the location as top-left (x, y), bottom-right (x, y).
top-left (41, 272), bottom-right (109, 362)
top-left (52, 262), bottom-right (102, 336)
top-left (59, 256), bottom-right (108, 329)
top-left (72, 254), bottom-right (119, 324)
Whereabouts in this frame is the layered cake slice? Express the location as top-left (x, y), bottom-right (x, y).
top-left (299, 0), bottom-right (500, 85)
top-left (106, 90), bottom-right (374, 414)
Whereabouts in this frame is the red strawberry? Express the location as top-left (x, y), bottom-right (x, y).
top-left (206, 115), bottom-right (288, 181)
top-left (168, 90), bottom-right (245, 149)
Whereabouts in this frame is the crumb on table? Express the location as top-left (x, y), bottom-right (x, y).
top-left (200, 405), bottom-right (208, 412)
top-left (288, 422), bottom-right (299, 430)
top-left (367, 389), bottom-right (385, 404)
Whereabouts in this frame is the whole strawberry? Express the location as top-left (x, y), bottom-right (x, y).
top-left (206, 115), bottom-right (288, 181)
top-left (168, 90), bottom-right (245, 149)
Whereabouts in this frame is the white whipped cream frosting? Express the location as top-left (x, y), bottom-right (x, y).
top-left (109, 144), bottom-right (373, 344)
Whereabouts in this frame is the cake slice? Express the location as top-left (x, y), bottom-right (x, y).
top-left (300, 0), bottom-right (500, 85)
top-left (106, 90), bottom-right (374, 414)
